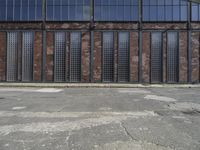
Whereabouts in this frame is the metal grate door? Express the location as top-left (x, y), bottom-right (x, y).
top-left (70, 32), bottom-right (81, 82)
top-left (167, 32), bottom-right (179, 82)
top-left (7, 32), bottom-right (18, 82)
top-left (22, 32), bottom-right (34, 82)
top-left (118, 32), bottom-right (130, 82)
top-left (103, 32), bottom-right (114, 82)
top-left (151, 32), bottom-right (162, 83)
top-left (54, 32), bottom-right (66, 82)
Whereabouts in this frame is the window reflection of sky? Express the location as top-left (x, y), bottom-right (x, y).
top-left (0, 0), bottom-right (199, 21)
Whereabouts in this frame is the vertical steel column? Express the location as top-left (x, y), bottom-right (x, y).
top-left (42, 0), bottom-right (46, 82)
top-left (139, 0), bottom-right (143, 83)
top-left (188, 1), bottom-right (192, 83)
top-left (90, 31), bottom-right (94, 82)
top-left (90, 0), bottom-right (94, 82)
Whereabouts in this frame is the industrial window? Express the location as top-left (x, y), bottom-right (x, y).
top-left (94, 0), bottom-right (138, 21)
top-left (143, 0), bottom-right (188, 21)
top-left (151, 32), bottom-right (162, 83)
top-left (102, 32), bottom-right (114, 82)
top-left (0, 0), bottom-right (42, 21)
top-left (22, 32), bottom-right (34, 81)
top-left (70, 32), bottom-right (81, 82)
top-left (167, 32), bottom-right (179, 83)
top-left (118, 32), bottom-right (130, 82)
top-left (46, 0), bottom-right (90, 21)
top-left (54, 32), bottom-right (66, 82)
top-left (192, 3), bottom-right (200, 21)
top-left (7, 32), bottom-right (18, 81)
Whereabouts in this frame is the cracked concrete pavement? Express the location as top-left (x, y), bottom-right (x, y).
top-left (0, 87), bottom-right (200, 150)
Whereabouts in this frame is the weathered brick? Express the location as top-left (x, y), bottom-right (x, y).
top-left (130, 32), bottom-right (139, 82)
top-left (46, 32), bottom-right (54, 82)
top-left (179, 32), bottom-right (188, 83)
top-left (34, 32), bottom-right (43, 81)
top-left (163, 33), bottom-right (167, 83)
top-left (142, 32), bottom-right (151, 83)
top-left (191, 32), bottom-right (200, 83)
top-left (82, 32), bottom-right (90, 82)
top-left (93, 32), bottom-right (102, 82)
top-left (0, 32), bottom-right (6, 81)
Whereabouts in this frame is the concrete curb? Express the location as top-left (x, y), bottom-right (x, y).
top-left (0, 83), bottom-right (199, 88)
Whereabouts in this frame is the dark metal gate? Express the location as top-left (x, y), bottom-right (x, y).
top-left (54, 32), bottom-right (66, 82)
top-left (102, 32), bottom-right (114, 82)
top-left (118, 32), bottom-right (130, 82)
top-left (70, 32), bottom-right (82, 82)
top-left (22, 32), bottom-right (34, 81)
top-left (151, 32), bottom-right (162, 83)
top-left (7, 32), bottom-right (18, 82)
top-left (167, 32), bottom-right (179, 83)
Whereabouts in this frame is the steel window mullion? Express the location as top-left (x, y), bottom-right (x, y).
top-left (13, 0), bottom-right (15, 21)
top-left (28, 0), bottom-right (30, 20)
top-left (20, 0), bottom-right (22, 21)
top-left (53, 0), bottom-right (55, 21)
top-left (60, 0), bottom-right (62, 20)
top-left (35, 0), bottom-right (37, 21)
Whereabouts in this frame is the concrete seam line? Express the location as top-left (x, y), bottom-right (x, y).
top-left (0, 83), bottom-right (199, 88)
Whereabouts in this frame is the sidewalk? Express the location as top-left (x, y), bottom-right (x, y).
top-left (0, 82), bottom-right (199, 88)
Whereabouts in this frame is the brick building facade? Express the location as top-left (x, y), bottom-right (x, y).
top-left (0, 0), bottom-right (199, 83)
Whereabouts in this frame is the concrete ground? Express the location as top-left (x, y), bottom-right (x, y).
top-left (0, 87), bottom-right (200, 150)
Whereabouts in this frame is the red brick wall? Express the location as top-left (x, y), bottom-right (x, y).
top-left (34, 32), bottom-right (43, 81)
top-left (179, 32), bottom-right (188, 83)
top-left (142, 32), bottom-right (151, 83)
top-left (46, 32), bottom-right (54, 82)
top-left (0, 22), bottom-right (199, 83)
top-left (163, 33), bottom-right (167, 83)
top-left (93, 32), bottom-right (102, 82)
top-left (82, 32), bottom-right (90, 82)
top-left (191, 32), bottom-right (200, 83)
top-left (114, 32), bottom-right (118, 82)
top-left (0, 32), bottom-right (6, 81)
top-left (130, 32), bottom-right (139, 82)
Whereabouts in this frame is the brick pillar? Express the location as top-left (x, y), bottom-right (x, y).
top-left (114, 32), bottom-right (118, 82)
top-left (191, 32), bottom-right (200, 83)
top-left (0, 32), bottom-right (6, 81)
top-left (82, 32), bottom-right (90, 82)
top-left (179, 32), bottom-right (188, 83)
top-left (163, 32), bottom-right (167, 83)
top-left (46, 32), bottom-right (54, 82)
top-left (34, 31), bottom-right (43, 81)
top-left (130, 32), bottom-right (139, 82)
top-left (93, 32), bottom-right (102, 82)
top-left (142, 32), bottom-right (151, 83)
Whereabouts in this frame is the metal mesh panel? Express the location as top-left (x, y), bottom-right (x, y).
top-left (151, 32), bottom-right (162, 83)
top-left (70, 32), bottom-right (81, 82)
top-left (167, 32), bottom-right (179, 82)
top-left (103, 32), bottom-right (114, 82)
top-left (54, 32), bottom-right (66, 82)
top-left (7, 32), bottom-right (18, 81)
top-left (22, 32), bottom-right (34, 82)
top-left (118, 32), bottom-right (130, 82)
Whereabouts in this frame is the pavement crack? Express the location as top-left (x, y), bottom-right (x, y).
top-left (120, 121), bottom-right (136, 141)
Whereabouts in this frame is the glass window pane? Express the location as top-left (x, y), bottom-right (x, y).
top-left (192, 5), bottom-right (199, 21)
top-left (173, 6), bottom-right (180, 21)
